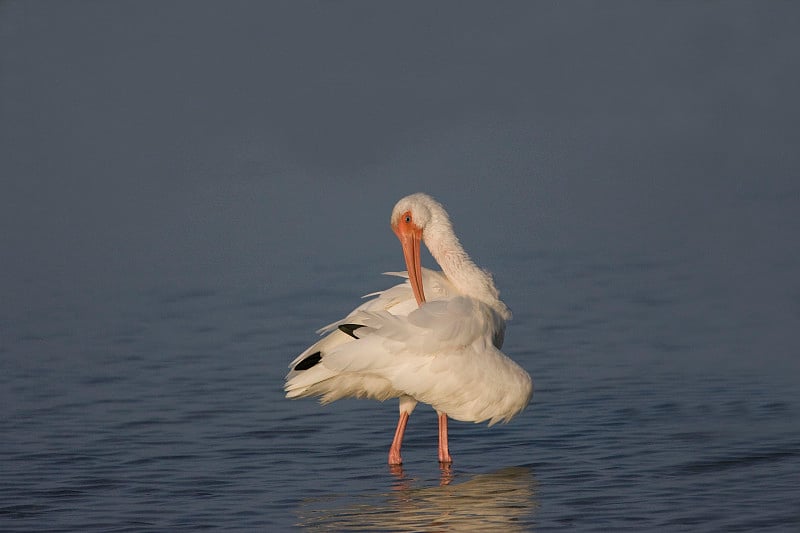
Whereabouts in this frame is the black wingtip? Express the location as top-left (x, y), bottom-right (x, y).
top-left (338, 324), bottom-right (365, 339)
top-left (294, 351), bottom-right (322, 371)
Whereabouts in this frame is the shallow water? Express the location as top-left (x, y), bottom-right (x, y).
top-left (2, 247), bottom-right (798, 531)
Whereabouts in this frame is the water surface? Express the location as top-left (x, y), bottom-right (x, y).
top-left (2, 248), bottom-right (798, 531)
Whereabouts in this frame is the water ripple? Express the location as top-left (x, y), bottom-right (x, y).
top-left (3, 254), bottom-right (799, 530)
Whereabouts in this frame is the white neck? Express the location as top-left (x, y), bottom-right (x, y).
top-left (424, 216), bottom-right (509, 318)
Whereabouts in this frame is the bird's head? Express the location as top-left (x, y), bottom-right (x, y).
top-left (390, 193), bottom-right (448, 306)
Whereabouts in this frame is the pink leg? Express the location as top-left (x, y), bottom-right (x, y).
top-left (438, 412), bottom-right (452, 464)
top-left (388, 411), bottom-right (410, 465)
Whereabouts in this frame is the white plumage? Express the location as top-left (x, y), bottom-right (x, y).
top-left (285, 193), bottom-right (533, 465)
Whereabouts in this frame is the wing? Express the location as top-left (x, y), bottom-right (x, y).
top-left (339, 295), bottom-right (505, 359)
top-left (288, 268), bottom-right (456, 369)
top-left (285, 284), bottom-right (529, 425)
top-left (284, 269), bottom-right (458, 401)
top-left (314, 268), bottom-right (458, 336)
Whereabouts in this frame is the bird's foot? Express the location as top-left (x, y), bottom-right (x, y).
top-left (388, 463), bottom-right (405, 479)
top-left (438, 461), bottom-right (453, 486)
top-left (388, 449), bottom-right (403, 466)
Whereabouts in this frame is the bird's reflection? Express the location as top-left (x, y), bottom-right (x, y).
top-left (294, 465), bottom-right (537, 531)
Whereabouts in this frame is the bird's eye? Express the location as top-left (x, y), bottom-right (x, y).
top-left (405, 215), bottom-right (411, 223)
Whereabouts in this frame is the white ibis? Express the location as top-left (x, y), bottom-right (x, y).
top-left (285, 193), bottom-right (532, 465)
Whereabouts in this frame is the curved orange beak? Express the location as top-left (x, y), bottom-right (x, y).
top-left (393, 212), bottom-right (425, 306)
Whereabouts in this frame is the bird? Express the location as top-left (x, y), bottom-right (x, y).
top-left (285, 193), bottom-right (533, 465)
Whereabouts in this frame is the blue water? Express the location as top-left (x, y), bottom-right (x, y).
top-left (2, 248), bottom-right (798, 531)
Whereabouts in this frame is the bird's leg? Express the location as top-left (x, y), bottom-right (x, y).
top-left (389, 396), bottom-right (417, 465)
top-left (438, 412), bottom-right (452, 464)
top-left (388, 411), bottom-right (409, 465)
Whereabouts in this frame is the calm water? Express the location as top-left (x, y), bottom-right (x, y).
top-left (2, 249), bottom-right (799, 531)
